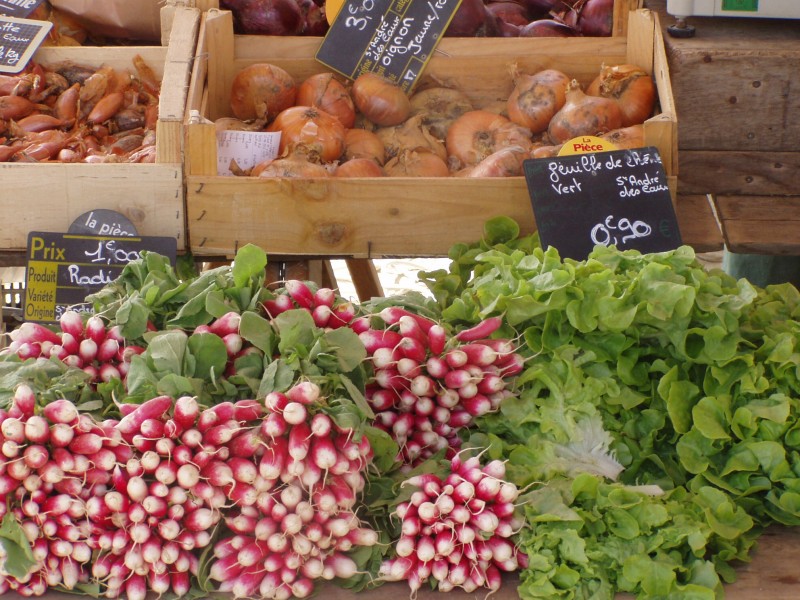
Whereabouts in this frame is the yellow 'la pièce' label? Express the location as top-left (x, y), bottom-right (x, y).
top-left (558, 135), bottom-right (618, 157)
top-left (326, 0), bottom-right (345, 25)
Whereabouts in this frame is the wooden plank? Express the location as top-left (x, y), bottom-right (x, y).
top-left (714, 195), bottom-right (800, 255)
top-left (345, 259), bottom-right (384, 302)
top-left (0, 164), bottom-right (184, 252)
top-left (646, 0), bottom-right (800, 153)
top-left (205, 9), bottom-right (236, 121)
top-left (159, 7), bottom-right (201, 123)
top-left (679, 151), bottom-right (800, 196)
top-left (675, 194), bottom-right (723, 253)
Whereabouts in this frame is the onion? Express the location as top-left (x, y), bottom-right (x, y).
top-left (486, 2), bottom-right (530, 27)
top-left (586, 64), bottom-right (657, 126)
top-left (445, 0), bottom-right (493, 36)
top-left (547, 79), bottom-right (623, 144)
top-left (296, 73), bottom-right (355, 128)
top-left (457, 146), bottom-right (528, 177)
top-left (530, 143), bottom-right (562, 158)
top-left (520, 0), bottom-right (561, 16)
top-left (376, 114), bottom-right (447, 162)
top-left (409, 86), bottom-right (474, 140)
top-left (445, 110), bottom-right (533, 170)
top-left (294, 0), bottom-right (329, 35)
top-left (384, 150), bottom-right (450, 177)
top-left (576, 0), bottom-right (614, 36)
top-left (267, 105), bottom-right (346, 163)
top-left (230, 63), bottom-right (296, 121)
top-left (352, 73), bottom-right (411, 127)
top-left (214, 117), bottom-right (262, 133)
top-left (519, 19), bottom-right (579, 37)
top-left (253, 149), bottom-right (331, 177)
top-left (598, 124), bottom-right (645, 149)
top-left (506, 68), bottom-right (571, 133)
top-left (343, 128), bottom-right (385, 165)
top-left (222, 0), bottom-right (305, 35)
top-left (334, 158), bottom-right (386, 177)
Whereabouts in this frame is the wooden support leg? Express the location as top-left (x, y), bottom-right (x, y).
top-left (345, 259), bottom-right (384, 302)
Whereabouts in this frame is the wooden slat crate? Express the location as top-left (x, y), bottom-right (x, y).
top-left (647, 0), bottom-right (799, 255)
top-left (0, 6), bottom-right (201, 256)
top-left (190, 0), bottom-right (643, 37)
top-left (184, 7), bottom-right (679, 259)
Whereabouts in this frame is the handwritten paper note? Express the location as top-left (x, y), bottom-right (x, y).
top-left (523, 146), bottom-right (681, 261)
top-left (216, 129), bottom-right (281, 176)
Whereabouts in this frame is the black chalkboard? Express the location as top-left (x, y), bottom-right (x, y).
top-left (0, 16), bottom-right (52, 73)
top-left (68, 209), bottom-right (139, 237)
top-left (0, 0), bottom-right (44, 19)
top-left (316, 0), bottom-right (462, 92)
top-left (25, 232), bottom-right (177, 324)
top-left (523, 146), bottom-right (682, 261)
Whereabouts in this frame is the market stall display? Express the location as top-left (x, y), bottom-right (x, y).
top-left (184, 7), bottom-right (676, 259)
top-left (1, 218), bottom-right (799, 599)
top-left (0, 6), bottom-right (200, 256)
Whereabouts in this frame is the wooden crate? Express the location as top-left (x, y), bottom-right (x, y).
top-left (646, 0), bottom-right (799, 255)
top-left (184, 7), bottom-right (678, 259)
top-left (191, 0), bottom-right (642, 37)
top-left (0, 6), bottom-right (201, 256)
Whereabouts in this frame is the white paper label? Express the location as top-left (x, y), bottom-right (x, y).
top-left (216, 130), bottom-right (281, 176)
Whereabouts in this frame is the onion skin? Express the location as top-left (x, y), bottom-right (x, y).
top-left (547, 79), bottom-right (623, 144)
top-left (376, 114), bottom-right (447, 162)
top-left (343, 128), bottom-right (385, 165)
top-left (458, 146), bottom-right (528, 177)
top-left (586, 64), bottom-right (657, 127)
top-left (296, 72), bottom-right (355, 128)
top-left (267, 105), bottom-right (346, 163)
top-left (253, 150), bottom-right (331, 177)
top-left (507, 68), bottom-right (571, 134)
top-left (519, 19), bottom-right (579, 37)
top-left (352, 73), bottom-right (411, 127)
top-left (230, 63), bottom-right (296, 122)
top-left (334, 157), bottom-right (386, 177)
top-left (409, 86), bottom-right (474, 141)
top-left (446, 110), bottom-right (533, 169)
top-left (576, 0), bottom-right (614, 36)
top-left (445, 0), bottom-right (493, 36)
top-left (486, 2), bottom-right (531, 27)
top-left (222, 0), bottom-right (305, 35)
top-left (384, 149), bottom-right (450, 177)
top-left (598, 124), bottom-right (645, 149)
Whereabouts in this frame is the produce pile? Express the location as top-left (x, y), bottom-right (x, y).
top-left (221, 0), bottom-right (619, 38)
top-left (220, 61), bottom-right (654, 177)
top-left (0, 57), bottom-right (160, 164)
top-left (2, 217), bottom-right (799, 599)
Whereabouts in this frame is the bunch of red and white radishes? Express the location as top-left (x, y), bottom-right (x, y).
top-left (380, 453), bottom-right (527, 593)
top-left (359, 309), bottom-right (523, 467)
top-left (2, 311), bottom-right (144, 384)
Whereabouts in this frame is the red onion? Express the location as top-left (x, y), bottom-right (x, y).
top-left (222, 0), bottom-right (305, 35)
top-left (520, 0), bottom-right (562, 17)
top-left (576, 0), bottom-right (614, 36)
top-left (486, 1), bottom-right (531, 27)
top-left (294, 0), bottom-right (330, 35)
top-left (519, 19), bottom-right (579, 37)
top-left (445, 0), bottom-right (493, 36)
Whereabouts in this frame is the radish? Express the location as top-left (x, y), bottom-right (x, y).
top-left (117, 396), bottom-right (173, 438)
top-left (208, 311), bottom-right (242, 337)
top-left (284, 280), bottom-right (315, 309)
top-left (286, 381), bottom-right (321, 405)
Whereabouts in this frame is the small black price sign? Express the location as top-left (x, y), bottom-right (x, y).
top-left (316, 0), bottom-right (462, 92)
top-left (0, 16), bottom-right (52, 73)
top-left (523, 146), bottom-right (682, 261)
top-left (0, 0), bottom-right (45, 19)
top-left (24, 231), bottom-right (177, 324)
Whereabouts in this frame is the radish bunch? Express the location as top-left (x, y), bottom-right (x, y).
top-left (0, 385), bottom-right (130, 596)
top-left (361, 308), bottom-right (523, 466)
top-left (88, 394), bottom-right (270, 599)
top-left (208, 381), bottom-right (378, 599)
top-left (380, 454), bottom-right (527, 594)
top-left (2, 311), bottom-right (143, 385)
top-left (192, 310), bottom-right (264, 377)
top-left (261, 280), bottom-right (358, 329)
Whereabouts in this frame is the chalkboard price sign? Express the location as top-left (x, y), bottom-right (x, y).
top-left (24, 232), bottom-right (177, 324)
top-left (316, 0), bottom-right (462, 92)
top-left (0, 16), bottom-right (52, 73)
top-left (0, 0), bottom-right (45, 19)
top-left (523, 146), bottom-right (682, 261)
